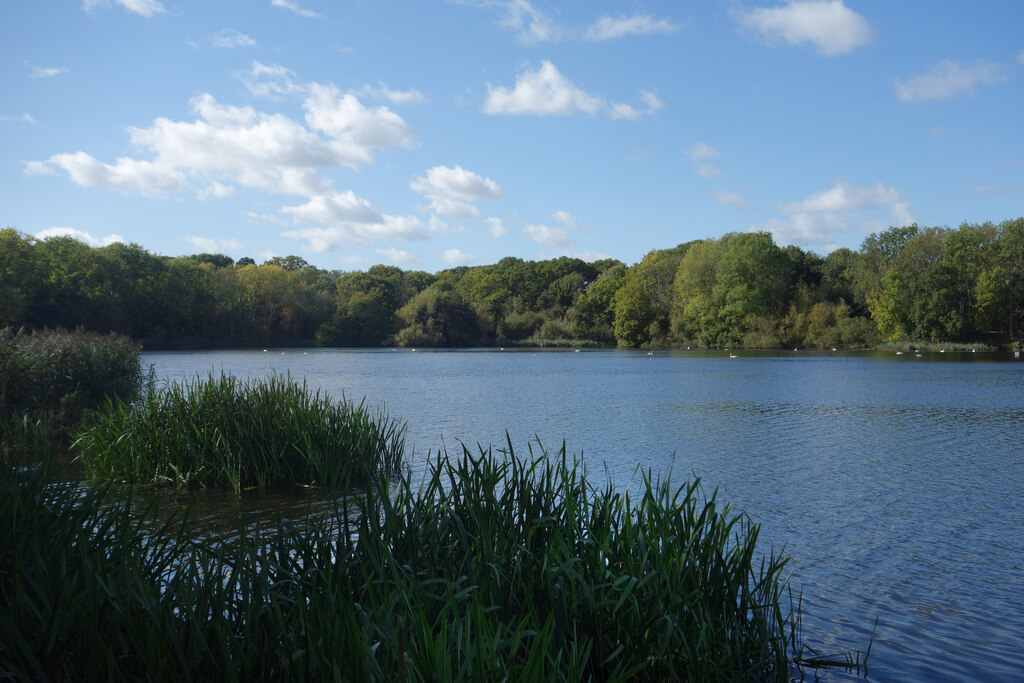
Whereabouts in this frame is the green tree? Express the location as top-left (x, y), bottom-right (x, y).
top-left (613, 282), bottom-right (654, 347)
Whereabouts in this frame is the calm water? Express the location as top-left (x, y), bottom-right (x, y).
top-left (144, 348), bottom-right (1024, 682)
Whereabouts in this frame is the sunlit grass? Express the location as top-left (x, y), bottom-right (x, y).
top-left (76, 374), bottom-right (405, 493)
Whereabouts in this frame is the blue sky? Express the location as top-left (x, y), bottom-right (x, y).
top-left (3, 1), bottom-right (1023, 272)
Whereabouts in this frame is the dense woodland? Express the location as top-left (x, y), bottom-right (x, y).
top-left (2, 218), bottom-right (1023, 349)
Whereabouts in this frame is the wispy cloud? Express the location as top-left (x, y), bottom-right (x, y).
top-left (82, 0), bottom-right (166, 18)
top-left (457, 1), bottom-right (677, 45)
top-left (895, 59), bottom-right (1006, 102)
top-left (271, 0), bottom-right (320, 19)
top-left (29, 65), bottom-right (69, 78)
top-left (584, 14), bottom-right (678, 41)
top-left (2, 113), bottom-right (35, 124)
top-left (211, 28), bottom-right (255, 48)
top-left (714, 189), bottom-right (754, 210)
top-left (685, 142), bottom-right (723, 178)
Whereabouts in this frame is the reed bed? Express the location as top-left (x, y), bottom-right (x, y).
top-left (76, 374), bottom-right (405, 492)
top-left (0, 328), bottom-right (141, 453)
top-left (1, 440), bottom-right (797, 681)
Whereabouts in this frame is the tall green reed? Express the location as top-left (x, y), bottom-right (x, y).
top-left (2, 439), bottom-right (801, 681)
top-left (76, 374), bottom-right (405, 492)
top-left (13, 416), bottom-right (880, 683)
top-left (0, 327), bottom-right (141, 429)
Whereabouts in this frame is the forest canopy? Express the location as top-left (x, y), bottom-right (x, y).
top-left (2, 218), bottom-right (1022, 349)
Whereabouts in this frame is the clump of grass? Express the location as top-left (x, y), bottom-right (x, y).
top-left (0, 328), bottom-right (142, 467)
top-left (1, 441), bottom-right (801, 681)
top-left (0, 327), bottom-right (142, 425)
top-left (343, 440), bottom-right (793, 680)
top-left (76, 374), bottom-right (405, 492)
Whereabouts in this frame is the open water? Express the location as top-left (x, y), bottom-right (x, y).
top-left (144, 347), bottom-right (1024, 682)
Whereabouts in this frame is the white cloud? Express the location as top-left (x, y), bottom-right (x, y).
top-left (411, 164), bottom-right (502, 202)
top-left (609, 103), bottom-right (641, 120)
top-left (211, 29), bottom-right (255, 48)
top-left (30, 65), bottom-right (69, 78)
top-left (37, 81), bottom-right (418, 200)
top-left (281, 191), bottom-right (383, 224)
top-left (486, 217), bottom-right (508, 238)
top-left (443, 248), bottom-right (474, 265)
top-left (1019, 49), bottom-right (1024, 64)
top-left (375, 248), bottom-right (418, 265)
top-left (736, 1), bottom-right (872, 57)
top-left (23, 160), bottom-right (55, 175)
top-left (47, 151), bottom-right (187, 192)
top-left (484, 61), bottom-right (603, 116)
top-left (553, 211), bottom-right (585, 229)
top-left (524, 223), bottom-right (573, 248)
top-left (247, 211), bottom-right (289, 225)
top-left (284, 215), bottom-right (429, 251)
top-left (573, 249), bottom-right (611, 262)
top-left (696, 165), bottom-right (723, 179)
top-left (780, 181), bottom-right (913, 225)
top-left (610, 89), bottom-right (664, 121)
top-left (750, 215), bottom-right (844, 252)
top-left (355, 82), bottom-right (425, 105)
top-left (584, 14), bottom-right (678, 41)
top-left (685, 142), bottom-right (720, 163)
top-left (36, 227), bottom-right (124, 247)
top-left (714, 189), bottom-right (754, 210)
top-left (239, 62), bottom-right (304, 98)
top-left (758, 181), bottom-right (916, 250)
top-left (3, 113), bottom-right (35, 125)
top-left (83, 0), bottom-right (166, 17)
top-left (640, 90), bottom-right (664, 112)
top-left (33, 70), bottom-right (428, 251)
top-left (410, 164), bottom-right (502, 218)
top-left (303, 83), bottom-right (418, 151)
top-left (895, 60), bottom-right (1006, 102)
top-left (429, 216), bottom-right (451, 233)
top-left (685, 142), bottom-right (723, 178)
top-left (185, 236), bottom-right (245, 252)
top-left (495, 0), bottom-right (558, 43)
top-left (972, 183), bottom-right (1003, 197)
top-left (271, 0), bottom-right (320, 19)
top-left (198, 182), bottom-right (235, 199)
top-left (425, 199), bottom-right (483, 220)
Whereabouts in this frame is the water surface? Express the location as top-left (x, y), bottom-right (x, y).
top-left (145, 348), bottom-right (1024, 682)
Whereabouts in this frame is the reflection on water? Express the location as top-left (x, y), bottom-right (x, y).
top-left (145, 348), bottom-right (1024, 682)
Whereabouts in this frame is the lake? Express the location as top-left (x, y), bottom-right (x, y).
top-left (144, 347), bottom-right (1024, 682)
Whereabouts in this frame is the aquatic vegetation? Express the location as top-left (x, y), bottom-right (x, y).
top-left (76, 374), bottom-right (405, 492)
top-left (0, 441), bottom-right (799, 681)
top-left (0, 327), bottom-right (141, 439)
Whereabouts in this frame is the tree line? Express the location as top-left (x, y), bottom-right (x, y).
top-left (2, 217), bottom-right (1022, 349)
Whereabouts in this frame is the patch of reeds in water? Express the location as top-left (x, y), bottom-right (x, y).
top-left (76, 374), bottom-right (405, 492)
top-left (1, 441), bottom-right (796, 681)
